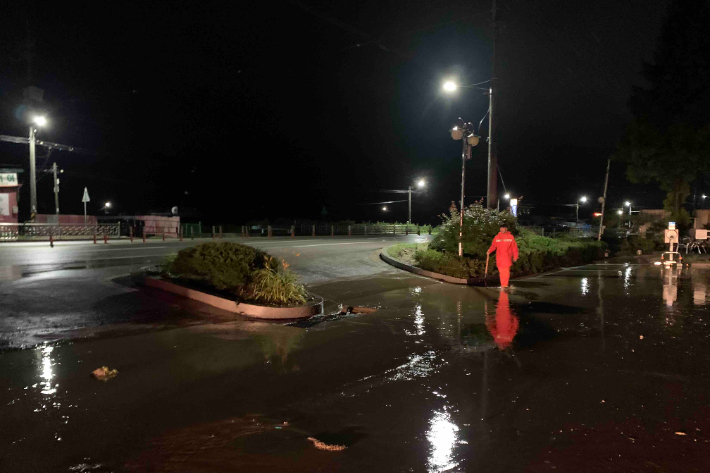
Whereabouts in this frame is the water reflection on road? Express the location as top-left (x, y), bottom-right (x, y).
top-left (1, 263), bottom-right (710, 472)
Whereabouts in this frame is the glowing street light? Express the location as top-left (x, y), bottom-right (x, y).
top-left (442, 81), bottom-right (457, 92)
top-left (576, 196), bottom-right (587, 223)
top-left (103, 201), bottom-right (112, 214)
top-left (382, 206), bottom-right (387, 211)
top-left (32, 116), bottom-right (47, 127)
top-left (504, 193), bottom-right (511, 200)
top-left (408, 179), bottom-right (426, 224)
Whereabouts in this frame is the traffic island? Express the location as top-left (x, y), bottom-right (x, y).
top-left (142, 241), bottom-right (322, 320)
top-left (380, 248), bottom-right (498, 286)
top-left (143, 276), bottom-right (322, 319)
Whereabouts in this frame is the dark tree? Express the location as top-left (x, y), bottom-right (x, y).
top-left (616, 0), bottom-right (710, 224)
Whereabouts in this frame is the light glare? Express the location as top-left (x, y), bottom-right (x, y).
top-left (417, 179), bottom-right (426, 188)
top-left (443, 81), bottom-right (457, 92)
top-left (33, 116), bottom-right (47, 127)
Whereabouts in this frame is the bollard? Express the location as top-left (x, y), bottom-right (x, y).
top-left (417, 226), bottom-right (420, 236)
top-left (406, 226), bottom-right (409, 235)
top-left (93, 232), bottom-right (97, 244)
top-left (219, 226), bottom-right (223, 239)
top-left (212, 226), bottom-right (215, 239)
top-left (50, 232), bottom-right (54, 248)
top-left (179, 226), bottom-right (183, 241)
top-left (428, 226), bottom-right (432, 235)
top-left (130, 226), bottom-right (134, 242)
top-left (143, 229), bottom-right (146, 243)
top-left (291, 226), bottom-right (295, 238)
top-left (312, 225), bottom-right (316, 237)
top-left (331, 225), bottom-right (334, 237)
top-left (103, 233), bottom-right (108, 244)
top-left (268, 225), bottom-right (273, 238)
top-left (348, 225), bottom-right (351, 236)
top-left (191, 227), bottom-right (194, 240)
top-left (393, 225), bottom-right (396, 235)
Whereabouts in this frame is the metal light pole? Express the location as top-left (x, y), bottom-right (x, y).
top-left (52, 162), bottom-right (60, 214)
top-left (459, 136), bottom-right (467, 257)
top-left (576, 196), bottom-right (587, 224)
top-left (486, 86), bottom-right (497, 210)
top-left (598, 158), bottom-right (610, 241)
top-left (408, 186), bottom-right (412, 224)
top-left (29, 125), bottom-right (37, 219)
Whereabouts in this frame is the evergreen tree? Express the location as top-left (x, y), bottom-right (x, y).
top-left (616, 0), bottom-right (710, 225)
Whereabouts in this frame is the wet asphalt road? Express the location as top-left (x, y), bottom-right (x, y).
top-left (0, 235), bottom-right (428, 348)
top-left (1, 239), bottom-right (710, 471)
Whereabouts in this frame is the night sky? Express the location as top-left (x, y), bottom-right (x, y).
top-left (0, 0), bottom-right (672, 224)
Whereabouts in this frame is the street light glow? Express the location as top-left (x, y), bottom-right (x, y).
top-left (503, 193), bottom-right (510, 200)
top-left (382, 206), bottom-right (387, 211)
top-left (105, 202), bottom-right (112, 208)
top-left (32, 116), bottom-right (47, 127)
top-left (624, 201), bottom-right (631, 206)
top-left (703, 194), bottom-right (707, 199)
top-left (580, 196), bottom-right (587, 203)
top-left (617, 209), bottom-right (623, 215)
top-left (417, 179), bottom-right (426, 188)
top-left (443, 81), bottom-right (457, 92)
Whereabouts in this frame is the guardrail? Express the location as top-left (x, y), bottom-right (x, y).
top-left (0, 223), bottom-right (120, 241)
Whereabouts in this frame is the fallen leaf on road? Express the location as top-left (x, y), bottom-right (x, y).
top-left (307, 437), bottom-right (346, 451)
top-left (92, 366), bottom-right (118, 381)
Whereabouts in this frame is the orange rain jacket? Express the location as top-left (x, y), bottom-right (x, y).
top-left (487, 230), bottom-right (519, 268)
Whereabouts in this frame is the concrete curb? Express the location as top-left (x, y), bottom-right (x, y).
top-left (380, 249), bottom-right (471, 285)
top-left (144, 277), bottom-right (322, 320)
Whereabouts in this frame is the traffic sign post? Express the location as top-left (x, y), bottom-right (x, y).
top-left (82, 187), bottom-right (90, 225)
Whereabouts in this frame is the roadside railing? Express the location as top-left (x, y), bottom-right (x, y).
top-left (0, 223), bottom-right (120, 241)
top-left (239, 223), bottom-right (432, 237)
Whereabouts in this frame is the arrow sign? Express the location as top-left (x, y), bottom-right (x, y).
top-left (82, 187), bottom-right (90, 225)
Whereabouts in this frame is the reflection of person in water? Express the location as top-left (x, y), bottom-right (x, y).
top-left (485, 289), bottom-right (519, 350)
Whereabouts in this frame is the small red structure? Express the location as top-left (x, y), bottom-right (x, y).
top-left (0, 171), bottom-right (21, 224)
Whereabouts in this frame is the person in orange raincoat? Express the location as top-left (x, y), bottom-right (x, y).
top-left (487, 224), bottom-right (519, 287)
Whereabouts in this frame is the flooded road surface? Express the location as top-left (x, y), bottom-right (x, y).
top-left (1, 262), bottom-right (709, 472)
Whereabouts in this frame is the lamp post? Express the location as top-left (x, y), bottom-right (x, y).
top-left (103, 201), bottom-right (112, 215)
top-left (576, 196), bottom-right (587, 224)
top-left (449, 119), bottom-right (481, 256)
top-left (28, 115), bottom-right (47, 220)
top-left (408, 179), bottom-right (426, 224)
top-left (624, 201), bottom-right (632, 228)
top-left (442, 79), bottom-right (497, 209)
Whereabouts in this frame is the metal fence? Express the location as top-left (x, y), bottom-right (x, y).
top-left (238, 223), bottom-right (432, 237)
top-left (0, 223), bottom-right (120, 241)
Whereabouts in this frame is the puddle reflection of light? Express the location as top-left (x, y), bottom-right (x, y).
top-left (624, 267), bottom-right (632, 290)
top-left (427, 409), bottom-right (459, 472)
top-left (39, 346), bottom-right (57, 395)
top-left (581, 277), bottom-right (589, 295)
top-left (405, 304), bottom-right (426, 337)
top-left (412, 286), bottom-right (422, 295)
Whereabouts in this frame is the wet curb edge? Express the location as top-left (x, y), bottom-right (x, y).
top-left (143, 276), bottom-right (323, 319)
top-left (380, 248), bottom-right (472, 285)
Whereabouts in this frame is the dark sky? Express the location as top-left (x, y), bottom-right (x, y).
top-left (0, 0), bottom-right (671, 224)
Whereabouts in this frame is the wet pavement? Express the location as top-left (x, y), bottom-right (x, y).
top-left (2, 262), bottom-right (709, 471)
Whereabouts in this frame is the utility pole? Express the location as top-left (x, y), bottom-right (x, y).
top-left (408, 186), bottom-right (412, 224)
top-left (598, 158), bottom-right (611, 241)
top-left (459, 136), bottom-right (467, 256)
top-left (29, 125), bottom-right (37, 220)
top-left (486, 0), bottom-right (499, 210)
top-left (52, 162), bottom-right (59, 214)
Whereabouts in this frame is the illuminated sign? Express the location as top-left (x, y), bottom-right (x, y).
top-left (0, 173), bottom-right (18, 187)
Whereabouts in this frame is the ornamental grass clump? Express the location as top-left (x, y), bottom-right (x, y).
top-left (167, 242), bottom-right (307, 306)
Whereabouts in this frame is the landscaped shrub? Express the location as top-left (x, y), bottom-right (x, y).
top-left (414, 249), bottom-right (485, 279)
top-left (167, 242), bottom-right (306, 305)
top-left (429, 202), bottom-right (517, 259)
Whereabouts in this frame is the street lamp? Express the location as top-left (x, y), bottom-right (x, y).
top-left (382, 206), bottom-right (387, 211)
top-left (103, 201), bottom-right (112, 214)
top-left (450, 119), bottom-right (481, 256)
top-left (443, 79), bottom-right (497, 210)
top-left (576, 196), bottom-right (587, 224)
top-left (408, 179), bottom-right (426, 224)
top-left (498, 193), bottom-right (511, 211)
top-left (28, 115), bottom-right (48, 219)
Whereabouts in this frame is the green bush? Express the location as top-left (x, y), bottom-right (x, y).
top-left (429, 202), bottom-right (517, 259)
top-left (414, 249), bottom-right (485, 279)
top-left (619, 236), bottom-right (661, 255)
top-left (167, 242), bottom-right (306, 306)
